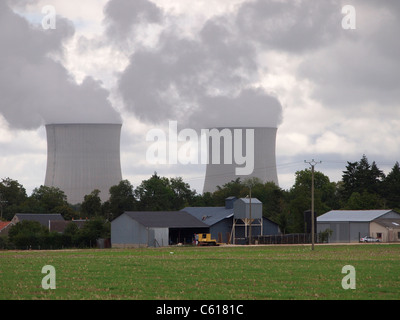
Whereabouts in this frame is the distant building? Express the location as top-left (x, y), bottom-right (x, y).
top-left (111, 197), bottom-right (281, 247)
top-left (317, 210), bottom-right (400, 243)
top-left (370, 219), bottom-right (400, 242)
top-left (11, 213), bottom-right (65, 230)
top-left (182, 200), bottom-right (234, 244)
top-left (183, 197), bottom-right (280, 244)
top-left (9, 214), bottom-right (90, 234)
top-left (111, 211), bottom-right (209, 248)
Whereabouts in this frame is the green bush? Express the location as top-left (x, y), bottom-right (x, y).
top-left (8, 220), bottom-right (48, 249)
top-left (6, 218), bottom-right (110, 250)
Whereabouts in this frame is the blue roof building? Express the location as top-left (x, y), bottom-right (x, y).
top-left (183, 197), bottom-right (280, 244)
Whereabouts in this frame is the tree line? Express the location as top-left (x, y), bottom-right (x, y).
top-left (3, 218), bottom-right (109, 250)
top-left (1, 154), bottom-right (400, 239)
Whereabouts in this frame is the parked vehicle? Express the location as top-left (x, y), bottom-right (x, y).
top-left (196, 233), bottom-right (219, 246)
top-left (360, 236), bottom-right (380, 243)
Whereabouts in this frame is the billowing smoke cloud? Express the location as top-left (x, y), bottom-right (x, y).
top-left (104, 0), bottom-right (283, 129)
top-left (106, 0), bottom-right (400, 134)
top-left (0, 1), bottom-right (121, 130)
top-left (235, 0), bottom-right (342, 53)
top-left (104, 0), bottom-right (163, 42)
top-left (298, 0), bottom-right (400, 112)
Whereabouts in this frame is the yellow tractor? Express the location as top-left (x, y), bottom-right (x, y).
top-left (196, 233), bottom-right (219, 246)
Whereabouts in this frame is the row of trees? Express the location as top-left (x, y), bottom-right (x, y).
top-left (1, 155), bottom-right (400, 236)
top-left (0, 219), bottom-right (110, 250)
top-left (0, 175), bottom-right (197, 221)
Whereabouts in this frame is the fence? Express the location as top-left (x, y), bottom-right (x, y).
top-left (251, 233), bottom-right (318, 245)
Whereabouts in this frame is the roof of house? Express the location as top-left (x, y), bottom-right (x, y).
top-left (317, 210), bottom-right (395, 222)
top-left (14, 213), bottom-right (64, 227)
top-left (183, 207), bottom-right (234, 226)
top-left (123, 211), bottom-right (209, 229)
top-left (0, 221), bottom-right (12, 231)
top-left (373, 219), bottom-right (400, 229)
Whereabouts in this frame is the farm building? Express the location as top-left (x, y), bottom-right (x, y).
top-left (111, 211), bottom-right (209, 248)
top-left (370, 219), bottom-right (400, 242)
top-left (11, 213), bottom-right (65, 230)
top-left (317, 210), bottom-right (400, 243)
top-left (183, 197), bottom-right (280, 244)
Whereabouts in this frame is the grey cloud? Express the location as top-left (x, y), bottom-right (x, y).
top-left (1, 2), bottom-right (74, 63)
top-left (235, 0), bottom-right (343, 52)
top-left (0, 1), bottom-right (121, 130)
top-left (108, 0), bottom-right (400, 134)
top-left (298, 0), bottom-right (400, 111)
top-left (103, 0), bottom-right (163, 41)
top-left (227, 0), bottom-right (400, 115)
top-left (110, 0), bottom-right (282, 129)
top-left (195, 88), bottom-right (283, 129)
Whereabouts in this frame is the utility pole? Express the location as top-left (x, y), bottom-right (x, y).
top-left (249, 186), bottom-right (252, 245)
top-left (304, 159), bottom-right (322, 250)
top-left (244, 178), bottom-right (255, 245)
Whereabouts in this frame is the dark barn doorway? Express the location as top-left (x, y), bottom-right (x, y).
top-left (169, 227), bottom-right (209, 245)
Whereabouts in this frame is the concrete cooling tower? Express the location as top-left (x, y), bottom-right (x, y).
top-left (44, 123), bottom-right (123, 204)
top-left (202, 127), bottom-right (278, 193)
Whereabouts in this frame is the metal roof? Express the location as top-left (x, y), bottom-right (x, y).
top-left (182, 207), bottom-right (233, 226)
top-left (124, 211), bottom-right (209, 228)
top-left (14, 213), bottom-right (64, 227)
top-left (183, 205), bottom-right (279, 227)
top-left (237, 198), bottom-right (262, 204)
top-left (317, 210), bottom-right (394, 222)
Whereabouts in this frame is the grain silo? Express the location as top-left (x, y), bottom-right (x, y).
top-left (44, 123), bottom-right (122, 204)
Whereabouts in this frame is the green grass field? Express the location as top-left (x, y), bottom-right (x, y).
top-left (0, 244), bottom-right (399, 300)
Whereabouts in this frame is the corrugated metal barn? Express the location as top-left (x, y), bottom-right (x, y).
top-left (183, 197), bottom-right (280, 244)
top-left (111, 211), bottom-right (209, 248)
top-left (182, 205), bottom-right (233, 244)
top-left (317, 210), bottom-right (400, 243)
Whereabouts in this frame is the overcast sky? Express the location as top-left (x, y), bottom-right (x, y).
top-left (1, 0), bottom-right (399, 196)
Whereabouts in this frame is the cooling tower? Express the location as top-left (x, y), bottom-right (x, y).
top-left (44, 123), bottom-right (122, 204)
top-left (202, 127), bottom-right (278, 193)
